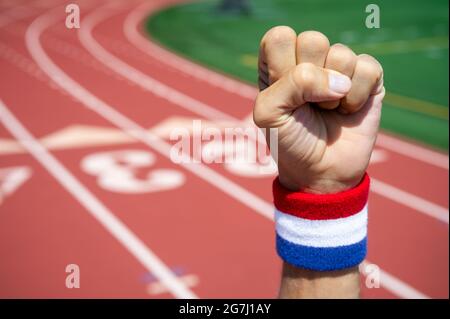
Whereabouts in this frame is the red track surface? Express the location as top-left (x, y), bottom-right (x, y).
top-left (0, 0), bottom-right (448, 298)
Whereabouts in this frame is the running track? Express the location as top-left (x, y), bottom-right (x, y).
top-left (0, 0), bottom-right (448, 298)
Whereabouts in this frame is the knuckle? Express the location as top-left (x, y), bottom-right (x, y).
top-left (329, 43), bottom-right (356, 59)
top-left (330, 43), bottom-right (349, 49)
top-left (261, 26), bottom-right (296, 48)
top-left (357, 54), bottom-right (383, 80)
top-left (297, 30), bottom-right (330, 50)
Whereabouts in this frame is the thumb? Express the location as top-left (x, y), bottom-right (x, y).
top-left (253, 63), bottom-right (351, 127)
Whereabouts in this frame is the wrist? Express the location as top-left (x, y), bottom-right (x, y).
top-left (279, 263), bottom-right (360, 298)
top-left (278, 172), bottom-right (365, 194)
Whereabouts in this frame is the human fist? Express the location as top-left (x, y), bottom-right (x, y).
top-left (253, 27), bottom-right (384, 194)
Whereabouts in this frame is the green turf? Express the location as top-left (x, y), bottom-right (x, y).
top-left (147, 0), bottom-right (449, 150)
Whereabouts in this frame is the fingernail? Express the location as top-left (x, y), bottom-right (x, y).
top-left (328, 72), bottom-right (351, 94)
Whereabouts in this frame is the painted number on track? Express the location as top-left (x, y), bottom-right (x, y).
top-left (0, 166), bottom-right (32, 205)
top-left (81, 150), bottom-right (185, 193)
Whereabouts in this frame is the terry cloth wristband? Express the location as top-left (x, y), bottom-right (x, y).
top-left (273, 173), bottom-right (370, 271)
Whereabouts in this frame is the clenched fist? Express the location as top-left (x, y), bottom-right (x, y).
top-left (254, 27), bottom-right (385, 194)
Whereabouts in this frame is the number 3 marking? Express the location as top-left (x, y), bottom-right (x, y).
top-left (81, 150), bottom-right (185, 193)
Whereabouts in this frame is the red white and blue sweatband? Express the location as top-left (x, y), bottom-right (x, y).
top-left (273, 173), bottom-right (370, 271)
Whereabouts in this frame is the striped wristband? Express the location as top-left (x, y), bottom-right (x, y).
top-left (273, 173), bottom-right (370, 271)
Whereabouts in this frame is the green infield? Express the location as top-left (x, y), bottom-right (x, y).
top-left (147, 0), bottom-right (449, 150)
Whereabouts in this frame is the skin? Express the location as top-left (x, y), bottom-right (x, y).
top-left (253, 27), bottom-right (384, 298)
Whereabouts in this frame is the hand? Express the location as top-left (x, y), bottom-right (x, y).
top-left (254, 27), bottom-right (385, 194)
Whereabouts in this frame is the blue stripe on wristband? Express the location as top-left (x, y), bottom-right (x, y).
top-left (276, 234), bottom-right (367, 271)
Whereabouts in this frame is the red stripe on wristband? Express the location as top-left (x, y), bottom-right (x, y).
top-left (273, 173), bottom-right (370, 220)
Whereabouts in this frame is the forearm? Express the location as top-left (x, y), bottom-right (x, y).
top-left (279, 263), bottom-right (360, 299)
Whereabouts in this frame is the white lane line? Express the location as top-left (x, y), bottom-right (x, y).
top-left (81, 8), bottom-right (234, 122)
top-left (376, 134), bottom-right (448, 170)
top-left (124, 1), bottom-right (449, 170)
top-left (0, 99), bottom-right (197, 299)
top-left (26, 8), bottom-right (273, 219)
top-left (123, 1), bottom-right (256, 100)
top-left (360, 261), bottom-right (429, 299)
top-left (371, 178), bottom-right (449, 224)
top-left (83, 5), bottom-right (449, 225)
top-left (32, 7), bottom-right (430, 300)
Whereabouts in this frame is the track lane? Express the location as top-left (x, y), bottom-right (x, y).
top-left (0, 108), bottom-right (167, 298)
top-left (0, 20), bottom-right (199, 295)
